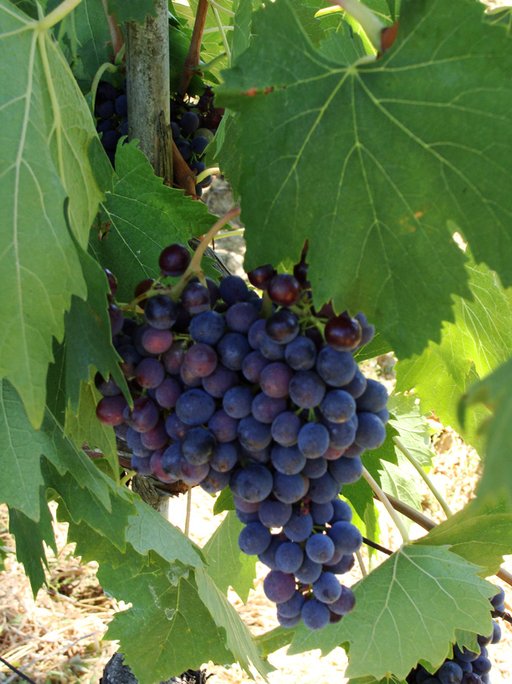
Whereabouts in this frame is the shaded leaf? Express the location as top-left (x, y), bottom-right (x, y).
top-left (107, 0), bottom-right (156, 24)
top-left (218, 0), bottom-right (512, 358)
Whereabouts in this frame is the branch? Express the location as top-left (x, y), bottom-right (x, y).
top-left (179, 0), bottom-right (209, 97)
top-left (382, 491), bottom-right (512, 589)
top-left (363, 467), bottom-right (410, 543)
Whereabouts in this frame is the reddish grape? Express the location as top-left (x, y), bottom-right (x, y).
top-left (159, 243), bottom-right (191, 277)
top-left (325, 313), bottom-right (362, 351)
top-left (96, 395), bottom-right (127, 425)
top-left (134, 278), bottom-right (155, 300)
top-left (268, 274), bottom-right (301, 307)
top-left (248, 264), bottom-right (276, 290)
top-left (265, 309), bottom-right (300, 344)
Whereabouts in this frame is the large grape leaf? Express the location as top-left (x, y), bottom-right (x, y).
top-left (62, 0), bottom-right (113, 83)
top-left (415, 502), bottom-right (512, 576)
top-left (0, 380), bottom-right (112, 520)
top-left (8, 488), bottom-right (55, 594)
top-left (0, 2), bottom-right (111, 425)
top-left (218, 0), bottom-right (512, 358)
top-left (91, 142), bottom-right (215, 301)
top-left (195, 567), bottom-right (273, 678)
top-left (288, 546), bottom-right (494, 679)
top-left (203, 511), bottom-right (256, 602)
top-left (396, 257), bottom-right (512, 444)
top-left (461, 356), bottom-right (512, 508)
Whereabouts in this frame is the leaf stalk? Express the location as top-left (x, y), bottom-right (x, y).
top-left (37, 0), bottom-right (82, 30)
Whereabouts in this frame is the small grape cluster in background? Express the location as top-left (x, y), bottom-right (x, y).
top-left (406, 588), bottom-right (505, 684)
top-left (96, 239), bottom-right (389, 630)
top-left (94, 80), bottom-right (223, 193)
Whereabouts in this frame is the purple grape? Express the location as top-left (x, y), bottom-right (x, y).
top-left (165, 413), bottom-right (189, 440)
top-left (301, 599), bottom-right (330, 630)
top-left (278, 591), bottom-right (305, 619)
top-left (258, 499), bottom-right (292, 528)
top-left (296, 557), bottom-right (322, 584)
top-left (263, 570), bottom-right (296, 603)
top-left (329, 455), bottom-right (363, 484)
top-left (217, 332), bottom-right (251, 371)
top-left (230, 464), bottom-right (274, 503)
top-left (307, 472), bottom-right (339, 504)
top-left (273, 472), bottom-right (309, 504)
top-left (159, 243), bottom-right (191, 277)
top-left (238, 522), bottom-right (272, 555)
top-left (320, 390), bottom-right (356, 423)
top-left (302, 457), bottom-right (328, 478)
top-left (219, 275), bottom-right (249, 304)
top-left (275, 542), bottom-right (304, 573)
top-left (329, 586), bottom-right (355, 615)
top-left (223, 386), bottom-right (254, 419)
top-left (242, 351), bottom-right (269, 383)
top-left (355, 412), bottom-right (386, 449)
top-left (271, 411), bottom-right (301, 447)
top-left (140, 421), bottom-right (168, 450)
top-left (316, 346), bottom-right (357, 387)
top-left (184, 343), bottom-right (218, 378)
top-left (283, 511), bottom-right (313, 542)
top-left (162, 342), bottom-right (186, 374)
top-left (190, 310), bottom-right (225, 345)
top-left (175, 389), bottom-right (216, 426)
top-left (297, 422), bottom-right (329, 458)
top-left (329, 521), bottom-right (363, 555)
top-left (260, 362), bottom-right (293, 398)
top-left (141, 327), bottom-right (174, 355)
top-left (289, 371), bottom-right (326, 408)
top-left (210, 442), bottom-right (238, 472)
top-left (306, 534), bottom-right (335, 564)
top-left (154, 377), bottom-right (182, 409)
top-left (135, 357), bottom-right (165, 389)
top-left (181, 282), bottom-right (210, 315)
top-left (251, 393), bottom-right (286, 424)
top-left (285, 336), bottom-right (317, 370)
top-left (202, 365), bottom-right (237, 398)
top-left (313, 572), bottom-right (342, 604)
top-left (182, 427), bottom-right (216, 465)
top-left (96, 395), bottom-right (128, 426)
top-left (237, 417), bottom-right (272, 451)
top-left (265, 309), bottom-right (300, 344)
top-left (271, 445), bottom-right (306, 475)
top-left (356, 378), bottom-right (388, 412)
top-left (226, 302), bottom-right (259, 333)
top-left (144, 295), bottom-right (178, 329)
top-left (123, 396), bottom-right (159, 433)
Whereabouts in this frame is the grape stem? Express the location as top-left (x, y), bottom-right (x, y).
top-left (393, 436), bottom-right (453, 519)
top-left (363, 467), bottom-right (410, 543)
top-left (184, 488), bottom-right (193, 537)
top-left (179, 0), bottom-right (209, 97)
top-left (355, 549), bottom-right (368, 576)
top-left (90, 62), bottom-right (118, 116)
top-left (171, 207), bottom-right (241, 298)
top-left (382, 491), bottom-right (512, 589)
top-left (210, 3), bottom-right (231, 61)
top-left (362, 535), bottom-right (392, 556)
top-left (37, 0), bottom-right (82, 29)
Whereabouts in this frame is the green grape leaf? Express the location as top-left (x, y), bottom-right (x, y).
top-left (203, 511), bottom-right (256, 602)
top-left (0, 380), bottom-right (112, 520)
top-left (91, 142), bottom-right (215, 300)
top-left (397, 258), bottom-right (512, 444)
top-left (213, 486), bottom-right (235, 514)
top-left (0, 2), bottom-right (111, 425)
top-left (106, 0), bottom-right (156, 23)
top-left (218, 0), bottom-right (512, 358)
top-left (195, 567), bottom-right (273, 678)
top-left (126, 499), bottom-right (204, 570)
top-left (107, 563), bottom-right (234, 683)
top-left (67, 0), bottom-right (113, 83)
top-left (379, 459), bottom-right (422, 514)
top-left (8, 489), bottom-right (55, 594)
top-left (415, 502), bottom-right (512, 576)
top-left (461, 357), bottom-right (512, 508)
top-left (63, 248), bottom-right (128, 410)
top-left (289, 546), bottom-right (494, 679)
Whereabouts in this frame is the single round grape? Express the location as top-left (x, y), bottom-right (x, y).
top-left (182, 427), bottom-right (216, 465)
top-left (180, 111), bottom-right (200, 134)
top-left (251, 393), bottom-right (286, 424)
top-left (123, 396), bottom-right (159, 433)
top-left (135, 357), bottom-right (165, 389)
top-left (95, 373), bottom-right (121, 397)
top-left (271, 411), bottom-right (301, 447)
top-left (181, 281), bottom-right (210, 315)
top-left (313, 572), bottom-right (342, 604)
top-left (159, 243), bottom-right (191, 276)
top-left (297, 422), bottom-right (329, 458)
top-left (219, 275), bottom-right (249, 305)
top-left (226, 301), bottom-right (259, 333)
top-left (162, 342), bottom-right (186, 374)
top-left (437, 661), bottom-right (464, 684)
top-left (260, 362), bottom-right (293, 398)
top-left (355, 412), bottom-right (386, 449)
top-left (263, 570), bottom-right (296, 604)
top-left (141, 327), bottom-right (173, 355)
top-left (131, 454), bottom-right (153, 475)
top-left (325, 416), bottom-right (358, 450)
top-left (301, 599), bottom-right (330, 630)
top-left (320, 389), bottom-right (356, 423)
top-left (490, 585), bottom-right (506, 611)
top-left (258, 535), bottom-right (284, 570)
top-left (190, 310), bottom-right (225, 345)
top-left (357, 378), bottom-right (388, 413)
top-left (145, 295), bottom-right (178, 330)
top-left (306, 534), bottom-right (335, 564)
top-left (217, 332), bottom-right (251, 371)
top-left (283, 511), bottom-right (313, 542)
top-left (329, 521), bottom-right (363, 555)
top-left (238, 522), bottom-right (272, 555)
top-left (109, 304), bottom-right (124, 335)
top-left (316, 346), bottom-right (357, 387)
top-left (344, 369), bottom-right (368, 398)
top-left (325, 313), bottom-right (362, 351)
top-left (329, 455), bottom-right (363, 484)
top-left (289, 371), bottom-right (326, 408)
top-left (307, 472), bottom-right (339, 504)
top-left (329, 586), bottom-right (355, 615)
top-left (184, 343), bottom-right (218, 378)
top-left (258, 499), bottom-right (292, 528)
top-left (208, 410), bottom-right (238, 443)
top-left (268, 274), bottom-right (301, 307)
top-left (275, 542), bottom-right (304, 573)
top-left (471, 656), bottom-right (491, 676)
top-left (180, 459), bottom-right (209, 486)
top-left (155, 377), bottom-right (182, 409)
top-left (96, 395), bottom-right (128, 426)
top-left (201, 468), bottom-right (231, 494)
top-left (210, 441), bottom-right (238, 472)
top-left (237, 416), bottom-right (272, 451)
top-left (140, 421), bottom-right (168, 450)
top-left (223, 386), bottom-right (254, 419)
top-left (175, 389), bottom-right (216, 426)
top-left (285, 336), bottom-right (317, 370)
top-left (202, 365), bottom-right (238, 398)
top-left (331, 498), bottom-right (353, 522)
top-left (271, 444), bottom-right (306, 475)
top-left (310, 502), bottom-right (334, 525)
top-left (324, 554), bottom-right (355, 574)
top-left (259, 332), bottom-right (286, 361)
top-left (265, 309), bottom-right (300, 344)
top-left (165, 413), bottom-right (189, 441)
top-left (296, 556), bottom-right (323, 584)
top-left (302, 457), bottom-right (327, 479)
top-left (278, 591), bottom-right (305, 619)
top-left (248, 264), bottom-right (276, 290)
top-left (273, 472), bottom-right (309, 504)
top-left (230, 464), bottom-right (274, 502)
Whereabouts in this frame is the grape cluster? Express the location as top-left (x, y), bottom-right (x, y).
top-left (406, 588), bottom-right (505, 684)
top-left (170, 86), bottom-right (224, 196)
top-left (96, 242), bottom-right (389, 630)
top-left (94, 80), bottom-right (223, 191)
top-left (94, 81), bottom-right (128, 166)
